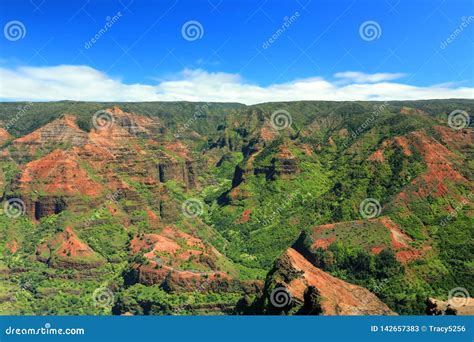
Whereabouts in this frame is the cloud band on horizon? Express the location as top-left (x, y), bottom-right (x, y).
top-left (0, 65), bottom-right (472, 104)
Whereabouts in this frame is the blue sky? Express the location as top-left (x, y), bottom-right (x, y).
top-left (0, 0), bottom-right (473, 103)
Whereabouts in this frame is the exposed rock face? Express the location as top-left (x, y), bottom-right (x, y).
top-left (13, 149), bottom-right (103, 219)
top-left (17, 149), bottom-right (103, 196)
top-left (0, 128), bottom-right (11, 145)
top-left (15, 114), bottom-right (87, 145)
top-left (258, 248), bottom-right (396, 315)
top-left (130, 226), bottom-right (262, 294)
top-left (426, 297), bottom-right (474, 316)
top-left (157, 159), bottom-right (197, 188)
top-left (231, 145), bottom-right (300, 195)
top-left (156, 142), bottom-right (198, 188)
top-left (103, 106), bottom-right (162, 138)
top-left (36, 227), bottom-right (105, 269)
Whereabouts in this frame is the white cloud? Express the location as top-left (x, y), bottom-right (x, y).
top-left (0, 65), bottom-right (472, 104)
top-left (334, 71), bottom-right (406, 83)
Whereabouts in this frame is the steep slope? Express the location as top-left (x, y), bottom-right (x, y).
top-left (256, 248), bottom-right (395, 315)
top-left (0, 100), bottom-right (472, 316)
top-left (36, 227), bottom-right (106, 268)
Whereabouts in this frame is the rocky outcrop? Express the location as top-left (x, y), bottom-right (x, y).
top-left (8, 115), bottom-right (88, 162)
top-left (36, 227), bottom-right (105, 269)
top-left (130, 226), bottom-right (262, 294)
top-left (11, 149), bottom-right (103, 219)
top-left (257, 248), bottom-right (396, 315)
top-left (426, 297), bottom-right (474, 316)
top-left (103, 106), bottom-right (162, 138)
top-left (157, 159), bottom-right (197, 188)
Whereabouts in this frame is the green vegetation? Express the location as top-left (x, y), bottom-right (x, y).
top-left (0, 100), bottom-right (472, 315)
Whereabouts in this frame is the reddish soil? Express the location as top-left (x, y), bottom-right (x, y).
top-left (395, 250), bottom-right (422, 263)
top-left (18, 149), bottom-right (103, 196)
top-left (400, 107), bottom-right (427, 116)
top-left (371, 246), bottom-right (385, 254)
top-left (0, 128), bottom-right (11, 145)
top-left (278, 145), bottom-right (295, 159)
top-left (310, 217), bottom-right (423, 263)
top-left (313, 236), bottom-right (336, 249)
top-left (379, 217), bottom-right (410, 249)
top-left (56, 227), bottom-right (95, 257)
top-left (394, 130), bottom-right (470, 201)
top-left (236, 209), bottom-right (252, 223)
top-left (300, 143), bottom-right (313, 156)
top-left (260, 126), bottom-right (277, 142)
top-left (368, 149), bottom-right (385, 162)
top-left (88, 124), bottom-right (134, 148)
top-left (131, 226), bottom-right (210, 266)
top-left (146, 209), bottom-right (159, 223)
top-left (434, 125), bottom-right (473, 152)
top-left (106, 106), bottom-right (160, 130)
top-left (394, 136), bottom-right (412, 156)
top-left (284, 248), bottom-right (395, 315)
top-left (6, 239), bottom-right (18, 253)
top-left (163, 141), bottom-right (191, 160)
top-left (37, 227), bottom-right (96, 259)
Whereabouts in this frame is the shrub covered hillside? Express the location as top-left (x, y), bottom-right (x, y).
top-left (0, 100), bottom-right (472, 315)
